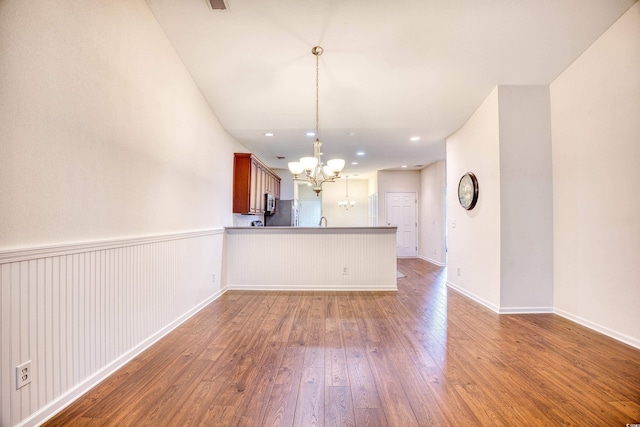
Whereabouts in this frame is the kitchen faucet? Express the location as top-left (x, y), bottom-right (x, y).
top-left (319, 216), bottom-right (327, 227)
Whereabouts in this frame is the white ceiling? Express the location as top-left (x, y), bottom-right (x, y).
top-left (146, 0), bottom-right (636, 178)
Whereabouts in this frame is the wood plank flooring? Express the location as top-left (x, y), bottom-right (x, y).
top-left (45, 258), bottom-right (640, 426)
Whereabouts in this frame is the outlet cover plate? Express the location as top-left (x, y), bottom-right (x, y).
top-left (16, 360), bottom-right (32, 389)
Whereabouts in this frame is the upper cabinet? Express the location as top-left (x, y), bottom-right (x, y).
top-left (233, 153), bottom-right (281, 214)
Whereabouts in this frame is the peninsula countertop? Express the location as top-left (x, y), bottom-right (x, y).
top-left (224, 226), bottom-right (398, 291)
top-left (225, 226), bottom-right (397, 231)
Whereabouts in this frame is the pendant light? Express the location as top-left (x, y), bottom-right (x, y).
top-left (338, 175), bottom-right (356, 210)
top-left (287, 46), bottom-right (345, 195)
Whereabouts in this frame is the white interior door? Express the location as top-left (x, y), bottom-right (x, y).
top-left (386, 192), bottom-right (417, 257)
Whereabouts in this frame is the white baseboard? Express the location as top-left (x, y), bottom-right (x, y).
top-left (418, 255), bottom-right (446, 267)
top-left (499, 306), bottom-right (554, 314)
top-left (446, 283), bottom-right (552, 314)
top-left (446, 281), bottom-right (500, 313)
top-left (20, 288), bottom-right (227, 427)
top-left (447, 282), bottom-right (639, 350)
top-left (554, 308), bottom-right (640, 350)
top-left (227, 283), bottom-right (398, 291)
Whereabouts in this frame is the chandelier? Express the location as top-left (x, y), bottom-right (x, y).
top-left (338, 175), bottom-right (356, 210)
top-left (287, 46), bottom-right (345, 195)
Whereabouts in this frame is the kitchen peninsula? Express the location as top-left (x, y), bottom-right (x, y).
top-left (225, 226), bottom-right (398, 291)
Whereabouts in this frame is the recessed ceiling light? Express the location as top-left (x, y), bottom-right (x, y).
top-left (306, 131), bottom-right (316, 136)
top-left (351, 162), bottom-right (359, 165)
top-left (410, 136), bottom-right (420, 141)
top-left (264, 132), bottom-right (274, 137)
top-left (347, 131), bottom-right (356, 136)
top-left (401, 165), bottom-right (408, 168)
top-left (356, 151), bottom-right (365, 156)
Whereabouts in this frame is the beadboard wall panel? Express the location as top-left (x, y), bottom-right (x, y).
top-left (225, 227), bottom-right (397, 291)
top-left (0, 229), bottom-right (225, 427)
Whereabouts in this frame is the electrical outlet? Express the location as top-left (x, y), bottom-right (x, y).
top-left (457, 267), bottom-right (461, 276)
top-left (16, 360), bottom-right (31, 389)
top-left (212, 273), bottom-right (216, 283)
top-left (343, 267), bottom-right (348, 275)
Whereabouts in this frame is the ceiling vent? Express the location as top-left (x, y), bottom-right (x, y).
top-left (207, 0), bottom-right (227, 10)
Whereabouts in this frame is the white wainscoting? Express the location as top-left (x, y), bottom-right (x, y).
top-left (0, 229), bottom-right (225, 427)
top-left (225, 227), bottom-right (398, 291)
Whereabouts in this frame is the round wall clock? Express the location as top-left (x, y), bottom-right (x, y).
top-left (458, 172), bottom-right (479, 210)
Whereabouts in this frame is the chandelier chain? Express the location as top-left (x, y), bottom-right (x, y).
top-left (315, 48), bottom-right (320, 136)
top-left (287, 45), bottom-right (344, 195)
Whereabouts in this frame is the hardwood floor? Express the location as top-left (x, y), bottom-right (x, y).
top-left (45, 258), bottom-right (640, 426)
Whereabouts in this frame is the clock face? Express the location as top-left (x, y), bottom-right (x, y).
top-left (458, 172), bottom-right (479, 210)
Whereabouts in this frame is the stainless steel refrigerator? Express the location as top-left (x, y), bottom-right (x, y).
top-left (265, 199), bottom-right (298, 226)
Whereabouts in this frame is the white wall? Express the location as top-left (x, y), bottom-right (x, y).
top-left (550, 2), bottom-right (640, 347)
top-left (419, 161), bottom-right (447, 266)
top-left (0, 1), bottom-right (243, 425)
top-left (498, 86), bottom-right (554, 312)
top-left (321, 178), bottom-right (369, 227)
top-left (446, 89), bottom-right (502, 310)
top-left (0, 0), bottom-right (242, 250)
top-left (273, 168), bottom-right (295, 200)
top-left (446, 86), bottom-right (555, 313)
top-left (368, 171), bottom-right (379, 196)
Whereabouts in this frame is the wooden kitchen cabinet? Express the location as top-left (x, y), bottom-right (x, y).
top-left (233, 153), bottom-right (281, 214)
